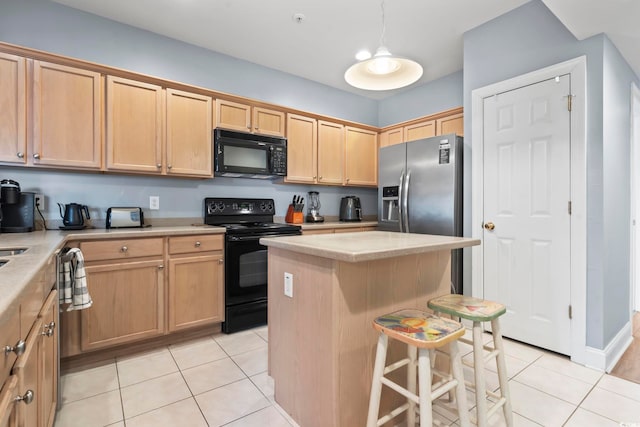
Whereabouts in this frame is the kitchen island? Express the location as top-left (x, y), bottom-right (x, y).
top-left (260, 231), bottom-right (480, 427)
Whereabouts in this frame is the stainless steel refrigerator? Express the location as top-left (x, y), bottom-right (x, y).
top-left (378, 133), bottom-right (464, 293)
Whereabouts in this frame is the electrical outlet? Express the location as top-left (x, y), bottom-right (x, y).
top-left (149, 196), bottom-right (159, 210)
top-left (284, 272), bottom-right (293, 298)
top-left (35, 193), bottom-right (45, 211)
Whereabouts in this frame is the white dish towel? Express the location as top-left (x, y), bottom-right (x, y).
top-left (59, 248), bottom-right (93, 311)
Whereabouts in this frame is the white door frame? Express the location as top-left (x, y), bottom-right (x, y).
top-left (631, 82), bottom-right (640, 313)
top-left (471, 56), bottom-right (588, 366)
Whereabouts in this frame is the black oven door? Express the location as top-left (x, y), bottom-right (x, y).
top-left (225, 235), bottom-right (268, 306)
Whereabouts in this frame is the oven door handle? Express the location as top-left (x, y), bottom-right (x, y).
top-left (228, 233), bottom-right (300, 242)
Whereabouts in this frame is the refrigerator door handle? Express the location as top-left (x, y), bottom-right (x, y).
top-left (403, 169), bottom-right (411, 233)
top-left (398, 170), bottom-right (405, 232)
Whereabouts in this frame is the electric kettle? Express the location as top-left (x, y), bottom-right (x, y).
top-left (58, 203), bottom-right (90, 227)
top-left (339, 196), bottom-right (362, 222)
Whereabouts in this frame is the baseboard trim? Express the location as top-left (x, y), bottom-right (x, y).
top-left (581, 321), bottom-right (633, 372)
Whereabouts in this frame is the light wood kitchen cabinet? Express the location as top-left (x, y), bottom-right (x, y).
top-left (0, 52), bottom-right (26, 165)
top-left (106, 78), bottom-right (213, 177)
top-left (0, 375), bottom-right (18, 427)
top-left (436, 112), bottom-right (464, 136)
top-left (344, 126), bottom-right (377, 187)
top-left (31, 61), bottom-right (102, 170)
top-left (11, 316), bottom-right (41, 427)
top-left (105, 75), bottom-right (164, 174)
top-left (79, 238), bottom-right (165, 351)
top-left (168, 235), bottom-right (224, 332)
top-left (38, 291), bottom-right (57, 427)
top-left (378, 127), bottom-right (402, 148)
top-left (216, 99), bottom-right (285, 137)
top-left (166, 88), bottom-right (213, 177)
top-left (285, 113), bottom-right (317, 184)
top-left (405, 120), bottom-right (436, 142)
top-left (317, 120), bottom-right (344, 185)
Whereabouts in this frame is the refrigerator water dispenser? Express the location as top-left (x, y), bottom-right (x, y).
top-left (381, 186), bottom-right (400, 223)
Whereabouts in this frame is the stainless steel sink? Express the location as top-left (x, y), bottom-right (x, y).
top-left (0, 248), bottom-right (28, 256)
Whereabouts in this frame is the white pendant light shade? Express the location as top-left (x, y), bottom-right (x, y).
top-left (344, 47), bottom-right (423, 91)
top-left (344, 1), bottom-right (423, 91)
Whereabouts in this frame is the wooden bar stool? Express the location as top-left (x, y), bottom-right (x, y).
top-left (427, 295), bottom-right (513, 427)
top-left (366, 309), bottom-right (471, 427)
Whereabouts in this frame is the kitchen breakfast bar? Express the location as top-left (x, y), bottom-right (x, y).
top-left (260, 231), bottom-right (480, 427)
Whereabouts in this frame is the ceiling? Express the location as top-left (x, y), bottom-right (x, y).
top-left (50, 0), bottom-right (640, 100)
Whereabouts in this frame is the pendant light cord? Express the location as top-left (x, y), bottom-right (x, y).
top-left (379, 0), bottom-right (386, 48)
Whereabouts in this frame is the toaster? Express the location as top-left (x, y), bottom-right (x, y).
top-left (106, 207), bottom-right (145, 229)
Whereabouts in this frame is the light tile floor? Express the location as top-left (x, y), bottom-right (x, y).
top-left (54, 326), bottom-right (640, 427)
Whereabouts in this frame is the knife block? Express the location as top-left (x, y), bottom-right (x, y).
top-left (285, 204), bottom-right (303, 224)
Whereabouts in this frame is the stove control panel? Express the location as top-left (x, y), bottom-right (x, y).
top-left (204, 198), bottom-right (275, 216)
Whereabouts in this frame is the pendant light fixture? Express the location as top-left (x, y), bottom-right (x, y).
top-left (344, 0), bottom-right (423, 91)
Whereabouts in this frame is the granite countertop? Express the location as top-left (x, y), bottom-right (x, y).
top-left (260, 231), bottom-right (480, 263)
top-left (0, 225), bottom-right (226, 324)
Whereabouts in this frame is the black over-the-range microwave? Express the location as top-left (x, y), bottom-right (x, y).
top-left (214, 128), bottom-right (287, 179)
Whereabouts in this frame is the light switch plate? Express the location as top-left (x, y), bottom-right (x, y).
top-left (284, 272), bottom-right (293, 298)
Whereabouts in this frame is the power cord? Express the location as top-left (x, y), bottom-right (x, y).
top-left (35, 197), bottom-right (56, 230)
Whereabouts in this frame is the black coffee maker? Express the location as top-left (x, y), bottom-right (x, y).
top-left (0, 180), bottom-right (35, 233)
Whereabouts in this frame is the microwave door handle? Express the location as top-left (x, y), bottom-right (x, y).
top-left (398, 171), bottom-right (405, 233)
top-left (403, 169), bottom-right (411, 233)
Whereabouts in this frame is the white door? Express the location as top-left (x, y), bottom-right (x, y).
top-left (483, 75), bottom-right (572, 355)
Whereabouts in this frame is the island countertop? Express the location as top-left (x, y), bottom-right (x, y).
top-left (260, 230), bottom-right (480, 262)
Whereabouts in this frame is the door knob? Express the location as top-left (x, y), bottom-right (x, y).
top-left (484, 222), bottom-right (495, 231)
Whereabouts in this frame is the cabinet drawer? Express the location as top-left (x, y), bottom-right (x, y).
top-left (169, 235), bottom-right (223, 255)
top-left (80, 238), bottom-right (163, 261)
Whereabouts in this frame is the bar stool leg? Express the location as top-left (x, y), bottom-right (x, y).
top-left (450, 340), bottom-right (471, 427)
top-left (367, 333), bottom-right (389, 427)
top-left (472, 320), bottom-right (488, 427)
top-left (491, 318), bottom-right (514, 427)
top-left (408, 345), bottom-right (417, 426)
top-left (417, 348), bottom-right (433, 427)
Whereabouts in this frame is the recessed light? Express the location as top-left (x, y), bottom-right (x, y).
top-left (292, 13), bottom-right (305, 24)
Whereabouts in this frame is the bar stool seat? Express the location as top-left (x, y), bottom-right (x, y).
top-left (366, 309), bottom-right (471, 427)
top-left (428, 295), bottom-right (513, 427)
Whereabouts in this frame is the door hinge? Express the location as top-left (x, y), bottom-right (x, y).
top-left (568, 201), bottom-right (572, 215)
top-left (569, 305), bottom-right (573, 319)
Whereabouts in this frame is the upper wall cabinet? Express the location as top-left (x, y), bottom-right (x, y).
top-left (216, 99), bottom-right (285, 137)
top-left (344, 126), bottom-right (377, 187)
top-left (379, 109), bottom-right (464, 148)
top-left (31, 61), bottom-right (102, 170)
top-left (0, 52), bottom-right (26, 165)
top-left (317, 120), bottom-right (344, 185)
top-left (166, 88), bottom-right (212, 177)
top-left (106, 77), bottom-right (213, 177)
top-left (106, 76), bottom-right (164, 174)
top-left (284, 113), bottom-right (317, 184)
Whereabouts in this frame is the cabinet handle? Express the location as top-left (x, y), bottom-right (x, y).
top-left (4, 340), bottom-right (26, 356)
top-left (346, 178), bottom-right (350, 183)
top-left (17, 152), bottom-right (24, 159)
top-left (33, 153), bottom-right (40, 160)
top-left (121, 246), bottom-right (128, 253)
top-left (158, 264), bottom-right (164, 270)
top-left (167, 164), bottom-right (172, 169)
top-left (15, 390), bottom-right (34, 405)
top-left (156, 163), bottom-right (162, 168)
top-left (319, 176), bottom-right (323, 180)
top-left (218, 258), bottom-right (224, 264)
top-left (247, 124), bottom-right (251, 129)
top-left (313, 176), bottom-right (317, 179)
top-left (195, 241), bottom-right (201, 247)
top-left (41, 322), bottom-right (56, 337)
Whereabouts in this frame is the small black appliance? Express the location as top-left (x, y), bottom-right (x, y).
top-left (0, 180), bottom-right (35, 233)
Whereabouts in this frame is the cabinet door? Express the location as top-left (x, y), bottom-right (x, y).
top-left (379, 128), bottom-right (403, 148)
top-left (285, 114), bottom-right (317, 183)
top-left (168, 253), bottom-right (224, 332)
top-left (32, 61), bottom-right (102, 169)
top-left (81, 260), bottom-right (164, 351)
top-left (106, 76), bottom-right (163, 173)
top-left (216, 99), bottom-right (251, 132)
top-left (0, 376), bottom-right (18, 427)
top-left (38, 291), bottom-right (57, 427)
top-left (252, 107), bottom-right (285, 137)
top-left (344, 127), bottom-right (377, 187)
top-left (12, 319), bottom-right (41, 427)
top-left (436, 112), bottom-right (463, 136)
top-left (317, 121), bottom-right (344, 185)
top-left (166, 88), bottom-right (213, 177)
top-left (0, 53), bottom-right (26, 165)
top-left (405, 120), bottom-right (435, 142)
